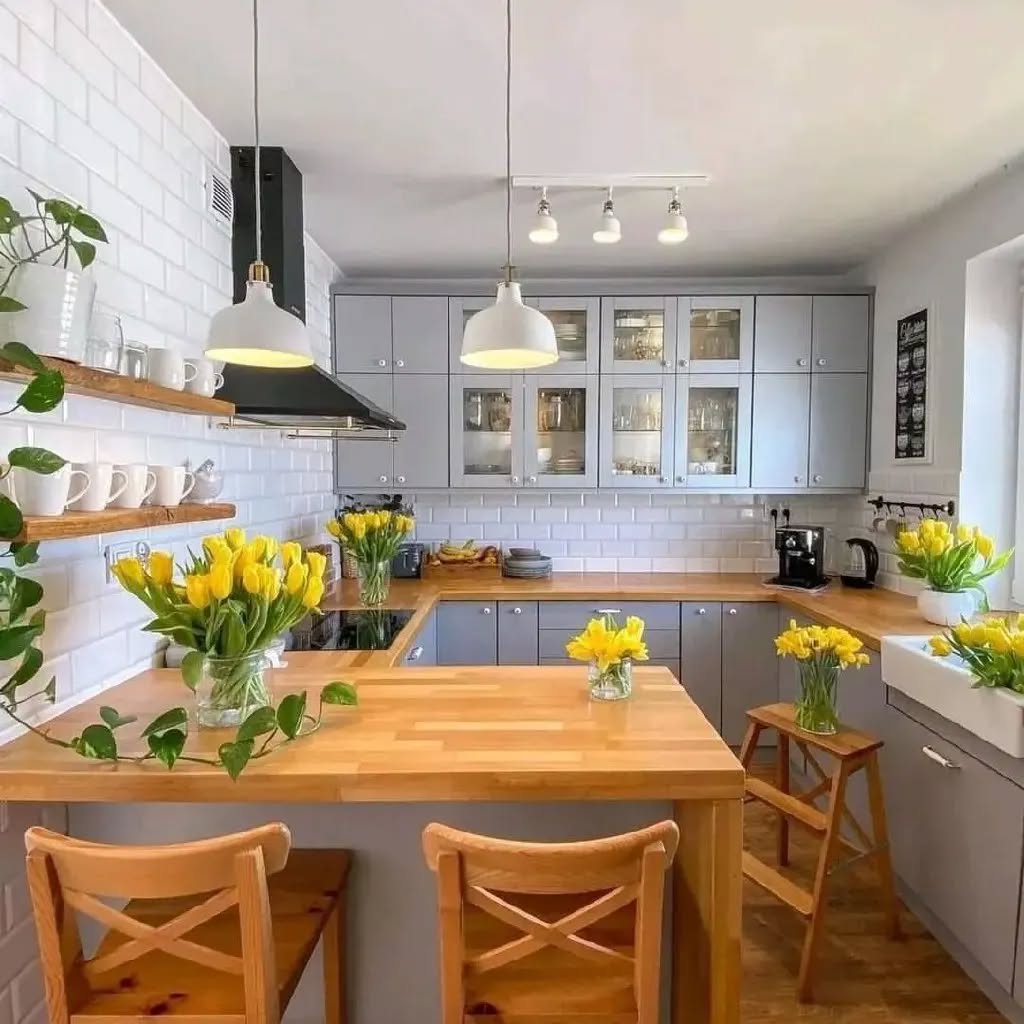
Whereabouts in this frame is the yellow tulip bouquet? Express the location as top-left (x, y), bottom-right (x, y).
top-left (326, 509), bottom-right (414, 605)
top-left (897, 520), bottom-right (1011, 604)
top-left (775, 620), bottom-right (870, 734)
top-left (98, 528), bottom-right (357, 777)
top-left (566, 614), bottom-right (649, 701)
top-left (929, 618), bottom-right (1024, 693)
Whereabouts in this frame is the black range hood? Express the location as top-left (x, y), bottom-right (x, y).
top-left (219, 364), bottom-right (405, 432)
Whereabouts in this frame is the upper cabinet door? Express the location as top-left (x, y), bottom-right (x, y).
top-left (334, 374), bottom-right (395, 490)
top-left (533, 298), bottom-right (600, 374)
top-left (392, 373), bottom-right (450, 489)
top-left (524, 374), bottom-right (599, 488)
top-left (750, 373), bottom-right (810, 489)
top-left (679, 296), bottom-right (754, 373)
top-left (809, 373), bottom-right (868, 488)
top-left (811, 295), bottom-right (871, 373)
top-left (753, 295), bottom-right (812, 373)
top-left (449, 374), bottom-right (525, 488)
top-left (449, 297), bottom-right (500, 373)
top-left (675, 373), bottom-right (752, 488)
top-left (391, 296), bottom-right (450, 373)
top-left (600, 298), bottom-right (677, 374)
top-left (599, 374), bottom-right (675, 487)
top-left (333, 295), bottom-right (392, 374)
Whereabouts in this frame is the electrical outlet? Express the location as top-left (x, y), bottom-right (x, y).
top-left (740, 507), bottom-right (755, 521)
top-left (105, 540), bottom-right (151, 583)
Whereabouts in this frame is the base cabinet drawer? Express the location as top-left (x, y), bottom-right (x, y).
top-left (436, 602), bottom-right (498, 665)
top-left (538, 601), bottom-right (680, 631)
top-left (884, 705), bottom-right (1024, 991)
top-left (539, 628), bottom-right (679, 662)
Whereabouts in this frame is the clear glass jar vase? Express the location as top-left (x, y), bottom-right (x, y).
top-left (795, 659), bottom-right (840, 735)
top-left (196, 649), bottom-right (273, 729)
top-left (357, 559), bottom-right (391, 607)
top-left (588, 659), bottom-right (633, 701)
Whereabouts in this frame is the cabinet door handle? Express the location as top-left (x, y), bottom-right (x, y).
top-left (793, 475), bottom-right (802, 483)
top-left (376, 359), bottom-right (388, 367)
top-left (395, 359), bottom-right (405, 368)
top-left (595, 608), bottom-right (621, 615)
top-left (528, 475), bottom-right (537, 484)
top-left (481, 606), bottom-right (492, 615)
top-left (728, 608), bottom-right (738, 616)
top-left (676, 475), bottom-right (685, 483)
top-left (816, 357), bottom-right (827, 366)
top-left (697, 607), bottom-right (707, 615)
top-left (406, 645), bottom-right (424, 662)
top-left (396, 475), bottom-right (406, 484)
top-left (661, 359), bottom-right (671, 368)
top-left (812, 474), bottom-right (822, 483)
top-left (512, 606), bottom-right (522, 615)
top-left (511, 476), bottom-right (521, 484)
top-left (378, 474), bottom-right (389, 483)
top-left (922, 745), bottom-right (960, 770)
top-left (678, 358), bottom-right (689, 367)
top-left (797, 357), bottom-right (808, 367)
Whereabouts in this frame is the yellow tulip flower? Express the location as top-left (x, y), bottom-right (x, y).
top-left (282, 541), bottom-right (302, 570)
top-left (209, 561), bottom-right (233, 600)
top-left (1012, 633), bottom-right (1024, 657)
top-left (969, 622), bottom-right (990, 646)
top-left (113, 556), bottom-right (145, 589)
top-left (262, 536), bottom-right (279, 562)
top-left (953, 621), bottom-right (973, 642)
top-left (185, 573), bottom-right (211, 610)
top-left (326, 518), bottom-right (342, 539)
top-left (987, 627), bottom-right (1012, 654)
top-left (242, 564), bottom-right (263, 596)
top-left (928, 635), bottom-right (952, 657)
top-left (919, 519), bottom-right (935, 538)
top-left (977, 534), bottom-right (995, 560)
top-left (306, 551), bottom-right (327, 579)
top-left (302, 576), bottom-right (325, 609)
top-left (956, 523), bottom-right (973, 544)
top-left (148, 551), bottom-right (174, 586)
top-left (261, 567), bottom-right (283, 601)
top-left (927, 536), bottom-right (947, 558)
top-left (223, 527), bottom-right (246, 551)
top-left (285, 562), bottom-right (308, 595)
top-left (250, 536), bottom-right (267, 561)
top-left (233, 543), bottom-right (258, 580)
top-left (897, 531), bottom-right (920, 553)
top-left (378, 509), bottom-right (392, 525)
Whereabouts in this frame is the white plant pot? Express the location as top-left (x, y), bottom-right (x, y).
top-left (0, 262), bottom-right (96, 362)
top-left (916, 587), bottom-right (977, 626)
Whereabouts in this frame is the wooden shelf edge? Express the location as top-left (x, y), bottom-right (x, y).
top-left (15, 503), bottom-right (237, 542)
top-left (0, 357), bottom-right (235, 418)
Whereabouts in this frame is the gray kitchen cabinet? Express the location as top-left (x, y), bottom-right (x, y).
top-left (403, 610), bottom-right (437, 666)
top-left (674, 373), bottom-right (752, 488)
top-left (679, 602), bottom-right (723, 731)
top-left (811, 295), bottom-right (871, 373)
top-left (449, 374), bottom-right (525, 488)
top-left (391, 296), bottom-right (450, 372)
top-left (678, 296), bottom-right (755, 373)
top-left (524, 374), bottom-right (600, 489)
top-left (809, 373), bottom-right (868, 489)
top-left (599, 374), bottom-right (676, 488)
top-left (538, 602), bottom-right (680, 631)
top-left (751, 373), bottom-right (810, 489)
top-left (600, 297), bottom-right (678, 374)
top-left (334, 295), bottom-right (393, 374)
top-left (721, 603), bottom-right (779, 745)
top-left (436, 602), bottom-right (497, 665)
top-left (533, 298), bottom-right (601, 374)
top-left (334, 374), bottom-right (398, 490)
top-left (449, 297), bottom-right (498, 372)
top-left (753, 295), bottom-right (812, 373)
top-left (883, 703), bottom-right (1024, 992)
top-left (392, 373), bottom-right (449, 488)
top-left (498, 601), bottom-right (539, 665)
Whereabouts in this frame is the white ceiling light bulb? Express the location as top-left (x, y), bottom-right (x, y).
top-left (460, 0), bottom-right (557, 371)
top-left (528, 187), bottom-right (559, 245)
top-left (592, 187), bottom-right (621, 244)
top-left (205, 0), bottom-right (313, 368)
top-left (657, 187), bottom-right (689, 245)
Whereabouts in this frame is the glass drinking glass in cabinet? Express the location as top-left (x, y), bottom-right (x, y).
top-left (537, 388), bottom-right (586, 475)
top-left (689, 308), bottom-right (741, 362)
top-left (462, 389), bottom-right (513, 477)
top-left (545, 309), bottom-right (588, 363)
top-left (611, 387), bottom-right (663, 478)
top-left (686, 387), bottom-right (738, 476)
top-left (613, 309), bottom-right (664, 362)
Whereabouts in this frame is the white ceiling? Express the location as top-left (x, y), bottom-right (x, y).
top-left (107, 0), bottom-right (1024, 279)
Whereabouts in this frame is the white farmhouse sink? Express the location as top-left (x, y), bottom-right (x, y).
top-left (882, 635), bottom-right (1024, 757)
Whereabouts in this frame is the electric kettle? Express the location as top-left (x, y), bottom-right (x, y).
top-left (840, 537), bottom-right (879, 588)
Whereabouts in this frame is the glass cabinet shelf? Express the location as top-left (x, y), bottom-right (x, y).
top-left (676, 374), bottom-right (751, 487)
top-left (527, 376), bottom-right (598, 486)
top-left (679, 297), bottom-right (754, 372)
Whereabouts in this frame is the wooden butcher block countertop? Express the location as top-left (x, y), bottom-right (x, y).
top-left (322, 572), bottom-right (929, 667)
top-left (0, 664), bottom-right (742, 804)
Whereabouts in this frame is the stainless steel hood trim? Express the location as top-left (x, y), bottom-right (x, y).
top-left (216, 417), bottom-right (400, 441)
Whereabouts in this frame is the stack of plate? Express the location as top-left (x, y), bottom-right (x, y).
top-left (503, 547), bottom-right (553, 579)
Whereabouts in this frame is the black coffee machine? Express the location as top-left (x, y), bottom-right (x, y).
top-left (770, 525), bottom-right (828, 590)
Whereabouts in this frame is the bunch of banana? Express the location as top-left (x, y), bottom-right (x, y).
top-left (431, 541), bottom-right (500, 565)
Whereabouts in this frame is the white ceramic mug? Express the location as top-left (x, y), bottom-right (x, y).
top-left (185, 358), bottom-right (225, 398)
top-left (9, 464), bottom-right (90, 517)
top-left (146, 349), bottom-right (198, 391)
top-left (71, 462), bottom-right (128, 513)
top-left (150, 465), bottom-right (196, 507)
top-left (112, 464), bottom-right (157, 509)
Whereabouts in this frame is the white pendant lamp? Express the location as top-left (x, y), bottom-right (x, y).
top-left (460, 0), bottom-right (557, 370)
top-left (528, 187), bottom-right (558, 245)
top-left (592, 187), bottom-right (621, 244)
top-left (205, 0), bottom-right (313, 369)
top-left (657, 187), bottom-right (689, 245)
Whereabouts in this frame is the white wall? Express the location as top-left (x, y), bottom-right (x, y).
top-left (0, 1), bottom-right (341, 1016)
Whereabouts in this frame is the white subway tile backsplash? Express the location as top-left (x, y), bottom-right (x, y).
top-left (88, 86), bottom-right (140, 157)
top-left (19, 22), bottom-right (86, 118)
top-left (55, 11), bottom-right (114, 98)
top-left (138, 56), bottom-right (181, 125)
top-left (115, 71), bottom-right (160, 139)
top-left (85, 0), bottom-right (139, 82)
top-left (7, 0), bottom-right (54, 45)
top-left (57, 104), bottom-right (115, 177)
top-left (534, 507), bottom-right (568, 524)
top-left (115, 150), bottom-right (162, 213)
top-left (89, 172), bottom-right (142, 238)
top-left (0, 108), bottom-right (15, 164)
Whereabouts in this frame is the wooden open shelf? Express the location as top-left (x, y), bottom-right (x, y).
top-left (0, 356), bottom-right (235, 417)
top-left (14, 502), bottom-right (236, 542)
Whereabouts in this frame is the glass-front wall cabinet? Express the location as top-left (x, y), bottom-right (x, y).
top-left (599, 375), bottom-right (675, 487)
top-left (532, 298), bottom-right (600, 373)
top-left (449, 375), bottom-right (524, 487)
top-left (679, 296), bottom-right (754, 372)
top-left (525, 375), bottom-right (599, 488)
top-left (600, 298), bottom-right (677, 373)
top-left (675, 373), bottom-right (752, 487)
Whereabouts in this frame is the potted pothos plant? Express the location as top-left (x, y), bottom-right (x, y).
top-left (0, 189), bottom-right (107, 362)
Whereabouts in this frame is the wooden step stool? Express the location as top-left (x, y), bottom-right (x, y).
top-left (739, 703), bottom-right (901, 1001)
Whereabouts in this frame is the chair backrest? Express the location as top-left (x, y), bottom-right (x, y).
top-left (422, 821), bottom-right (679, 1024)
top-left (24, 823), bottom-right (292, 1024)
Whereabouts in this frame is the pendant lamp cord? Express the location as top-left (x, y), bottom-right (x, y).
top-left (252, 0), bottom-right (262, 265)
top-left (503, 0), bottom-right (512, 284)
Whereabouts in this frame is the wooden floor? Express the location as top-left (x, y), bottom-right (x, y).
top-left (742, 771), bottom-right (1004, 1023)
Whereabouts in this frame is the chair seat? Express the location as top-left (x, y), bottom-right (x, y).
top-left (72, 849), bottom-right (350, 1020)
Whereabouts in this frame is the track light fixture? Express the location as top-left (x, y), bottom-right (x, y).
top-left (592, 187), bottom-right (621, 244)
top-left (528, 187), bottom-right (559, 245)
top-left (657, 187), bottom-right (689, 245)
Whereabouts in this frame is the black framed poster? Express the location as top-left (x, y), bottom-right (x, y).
top-left (895, 308), bottom-right (930, 461)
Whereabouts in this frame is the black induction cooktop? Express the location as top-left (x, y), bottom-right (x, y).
top-left (287, 609), bottom-right (415, 651)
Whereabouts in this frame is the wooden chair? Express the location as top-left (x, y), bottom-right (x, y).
top-left (739, 703), bottom-right (901, 1002)
top-left (24, 823), bottom-right (351, 1024)
top-left (422, 820), bottom-right (679, 1024)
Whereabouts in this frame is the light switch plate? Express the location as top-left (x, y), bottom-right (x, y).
top-left (104, 540), bottom-right (152, 583)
